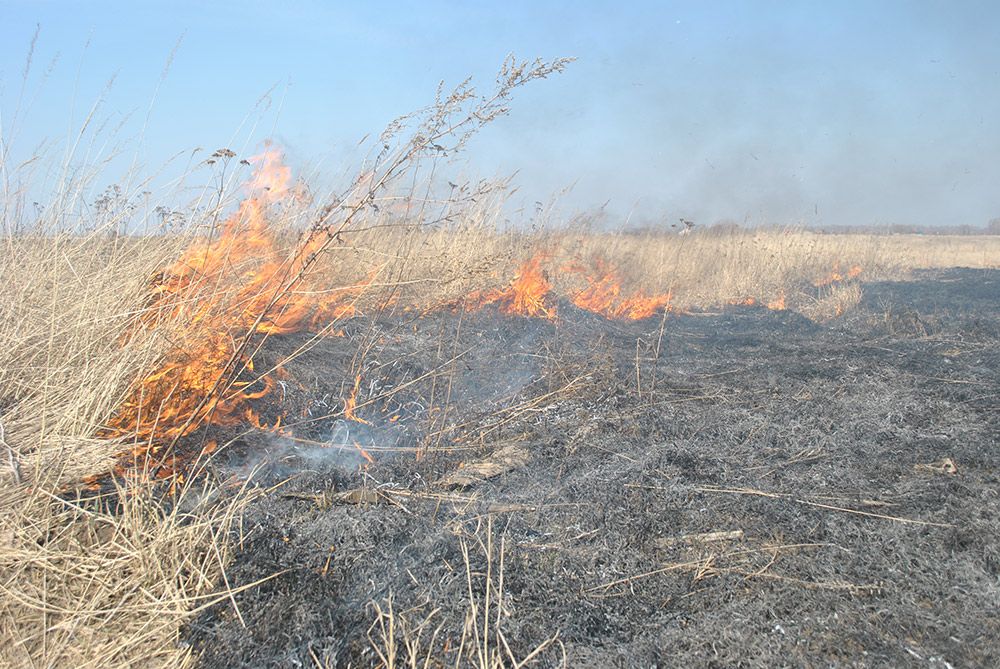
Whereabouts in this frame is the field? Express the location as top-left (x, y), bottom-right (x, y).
top-left (186, 266), bottom-right (1000, 668)
top-left (2, 66), bottom-right (1000, 668)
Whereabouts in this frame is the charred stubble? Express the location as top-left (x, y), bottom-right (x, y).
top-left (181, 269), bottom-right (1000, 668)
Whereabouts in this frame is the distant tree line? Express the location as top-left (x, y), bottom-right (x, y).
top-left (813, 219), bottom-right (1000, 235)
top-left (623, 217), bottom-right (1000, 236)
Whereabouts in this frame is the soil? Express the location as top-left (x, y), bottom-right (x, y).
top-left (182, 268), bottom-right (1000, 668)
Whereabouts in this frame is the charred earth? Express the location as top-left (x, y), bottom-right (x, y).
top-left (182, 269), bottom-right (999, 668)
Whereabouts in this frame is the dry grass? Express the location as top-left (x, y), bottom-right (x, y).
top-left (2, 190), bottom-right (998, 668)
top-left (305, 222), bottom-right (1000, 318)
top-left (0, 234), bottom-right (185, 485)
top-left (367, 519), bottom-right (563, 669)
top-left (2, 54), bottom-right (999, 667)
top-left (0, 213), bottom-right (260, 668)
top-left (0, 480), bottom-right (259, 668)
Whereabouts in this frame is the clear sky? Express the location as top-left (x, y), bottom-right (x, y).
top-left (2, 1), bottom-right (999, 228)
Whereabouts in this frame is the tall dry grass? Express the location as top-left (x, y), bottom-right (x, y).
top-left (308, 221), bottom-right (1000, 318)
top-left (551, 229), bottom-right (1000, 311)
top-left (0, 180), bottom-right (263, 668)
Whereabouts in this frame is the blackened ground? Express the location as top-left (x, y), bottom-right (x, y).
top-left (184, 269), bottom-right (1000, 668)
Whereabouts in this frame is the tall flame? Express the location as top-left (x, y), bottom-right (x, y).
top-left (106, 149), bottom-right (362, 472)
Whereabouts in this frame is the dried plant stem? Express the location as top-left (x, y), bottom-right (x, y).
top-left (0, 420), bottom-right (21, 485)
top-left (694, 486), bottom-right (954, 527)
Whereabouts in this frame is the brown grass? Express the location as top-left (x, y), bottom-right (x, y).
top-left (0, 221), bottom-right (259, 668)
top-left (304, 221), bottom-right (1000, 317)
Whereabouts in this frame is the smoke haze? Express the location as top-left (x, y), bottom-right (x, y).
top-left (2, 1), bottom-right (998, 228)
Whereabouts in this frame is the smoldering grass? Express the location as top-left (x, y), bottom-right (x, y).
top-left (3, 48), bottom-right (1000, 669)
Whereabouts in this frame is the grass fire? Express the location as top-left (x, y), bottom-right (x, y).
top-left (3, 10), bottom-right (1000, 669)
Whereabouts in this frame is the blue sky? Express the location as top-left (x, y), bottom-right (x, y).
top-left (2, 1), bottom-right (999, 227)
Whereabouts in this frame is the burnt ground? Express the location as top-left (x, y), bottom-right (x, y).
top-left (183, 269), bottom-right (1000, 668)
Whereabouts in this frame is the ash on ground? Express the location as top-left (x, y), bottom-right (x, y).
top-left (184, 269), bottom-right (1000, 668)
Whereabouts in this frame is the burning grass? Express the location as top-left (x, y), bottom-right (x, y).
top-left (2, 58), bottom-right (1000, 667)
top-left (3, 162), bottom-right (999, 668)
top-left (184, 268), bottom-right (1000, 666)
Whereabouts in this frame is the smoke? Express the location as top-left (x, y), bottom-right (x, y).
top-left (471, 2), bottom-right (1000, 229)
top-left (218, 418), bottom-right (408, 485)
top-left (6, 3), bottom-right (999, 229)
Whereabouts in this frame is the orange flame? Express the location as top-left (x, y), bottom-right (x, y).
top-left (569, 258), bottom-right (673, 320)
top-left (104, 148), bottom-right (365, 479)
top-left (352, 440), bottom-right (375, 465)
top-left (813, 264), bottom-right (863, 287)
top-left (344, 373), bottom-right (370, 425)
top-left (461, 253), bottom-right (556, 319)
top-left (767, 292), bottom-right (787, 311)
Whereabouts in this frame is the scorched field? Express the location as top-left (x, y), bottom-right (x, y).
top-left (2, 67), bottom-right (999, 669)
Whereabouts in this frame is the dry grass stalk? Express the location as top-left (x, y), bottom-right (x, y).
top-left (585, 542), bottom-right (840, 595)
top-left (367, 519), bottom-right (562, 669)
top-left (694, 486), bottom-right (954, 527)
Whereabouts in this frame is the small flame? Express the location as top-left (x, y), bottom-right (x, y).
top-left (461, 253), bottom-right (556, 319)
top-left (352, 440), bottom-right (375, 465)
top-left (767, 292), bottom-right (787, 311)
top-left (813, 264), bottom-right (863, 287)
top-left (344, 373), bottom-right (370, 425)
top-left (569, 257), bottom-right (673, 320)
